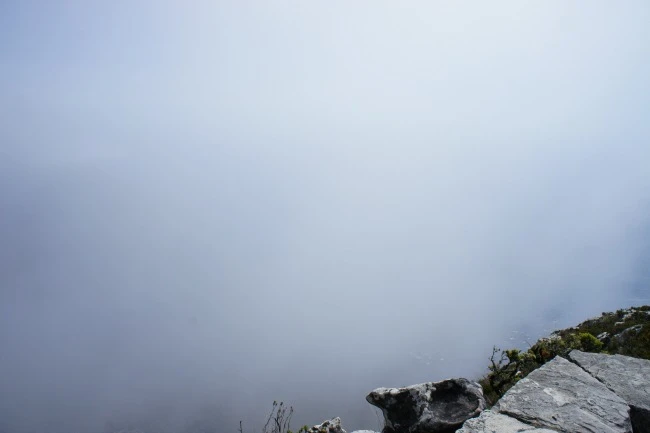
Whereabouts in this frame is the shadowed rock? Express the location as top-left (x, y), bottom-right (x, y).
top-left (569, 350), bottom-right (650, 433)
top-left (494, 356), bottom-right (632, 433)
top-left (366, 379), bottom-right (485, 433)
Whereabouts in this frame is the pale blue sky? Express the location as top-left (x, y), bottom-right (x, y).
top-left (2, 2), bottom-right (650, 432)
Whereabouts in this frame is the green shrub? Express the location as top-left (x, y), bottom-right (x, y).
top-left (479, 346), bottom-right (541, 406)
top-left (576, 332), bottom-right (604, 352)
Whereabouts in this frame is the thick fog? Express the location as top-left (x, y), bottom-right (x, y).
top-left (2, 2), bottom-right (650, 432)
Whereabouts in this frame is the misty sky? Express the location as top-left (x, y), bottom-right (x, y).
top-left (2, 2), bottom-right (650, 433)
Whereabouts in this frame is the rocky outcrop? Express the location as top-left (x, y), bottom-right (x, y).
top-left (310, 417), bottom-right (346, 433)
top-left (613, 325), bottom-right (644, 345)
top-left (363, 308), bottom-right (650, 433)
top-left (569, 350), bottom-right (650, 433)
top-left (493, 356), bottom-right (632, 432)
top-left (366, 378), bottom-right (485, 433)
top-left (539, 306), bottom-right (650, 360)
top-left (597, 331), bottom-right (611, 344)
top-left (456, 410), bottom-right (558, 432)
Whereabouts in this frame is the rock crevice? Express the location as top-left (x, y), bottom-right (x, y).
top-left (568, 350), bottom-right (650, 433)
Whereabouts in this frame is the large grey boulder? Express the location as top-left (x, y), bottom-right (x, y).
top-left (366, 379), bottom-right (485, 433)
top-left (456, 410), bottom-right (559, 433)
top-left (494, 356), bottom-right (632, 433)
top-left (310, 417), bottom-right (346, 433)
top-left (569, 350), bottom-right (650, 433)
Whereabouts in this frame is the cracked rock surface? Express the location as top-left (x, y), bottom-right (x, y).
top-left (569, 350), bottom-right (650, 433)
top-left (493, 356), bottom-right (632, 433)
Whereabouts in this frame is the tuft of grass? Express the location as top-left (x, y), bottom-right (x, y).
top-left (238, 402), bottom-right (309, 433)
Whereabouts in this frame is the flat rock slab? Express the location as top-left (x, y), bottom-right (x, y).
top-left (569, 350), bottom-right (650, 433)
top-left (495, 356), bottom-right (632, 433)
top-left (456, 410), bottom-right (559, 432)
top-left (367, 378), bottom-right (485, 433)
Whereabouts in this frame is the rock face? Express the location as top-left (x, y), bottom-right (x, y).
top-left (568, 350), bottom-right (650, 433)
top-left (613, 324), bottom-right (645, 345)
top-left (366, 378), bottom-right (485, 433)
top-left (456, 410), bottom-right (558, 433)
top-left (494, 356), bottom-right (632, 433)
top-left (310, 417), bottom-right (346, 433)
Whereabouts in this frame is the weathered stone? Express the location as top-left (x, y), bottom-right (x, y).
top-left (456, 410), bottom-right (559, 433)
top-left (597, 331), bottom-right (611, 344)
top-left (366, 378), bottom-right (485, 433)
top-left (569, 350), bottom-right (650, 433)
top-left (310, 417), bottom-right (346, 433)
top-left (494, 356), bottom-right (632, 433)
top-left (613, 324), bottom-right (644, 344)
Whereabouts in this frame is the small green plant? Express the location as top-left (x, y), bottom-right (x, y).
top-left (479, 346), bottom-right (540, 405)
top-left (576, 332), bottom-right (604, 352)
